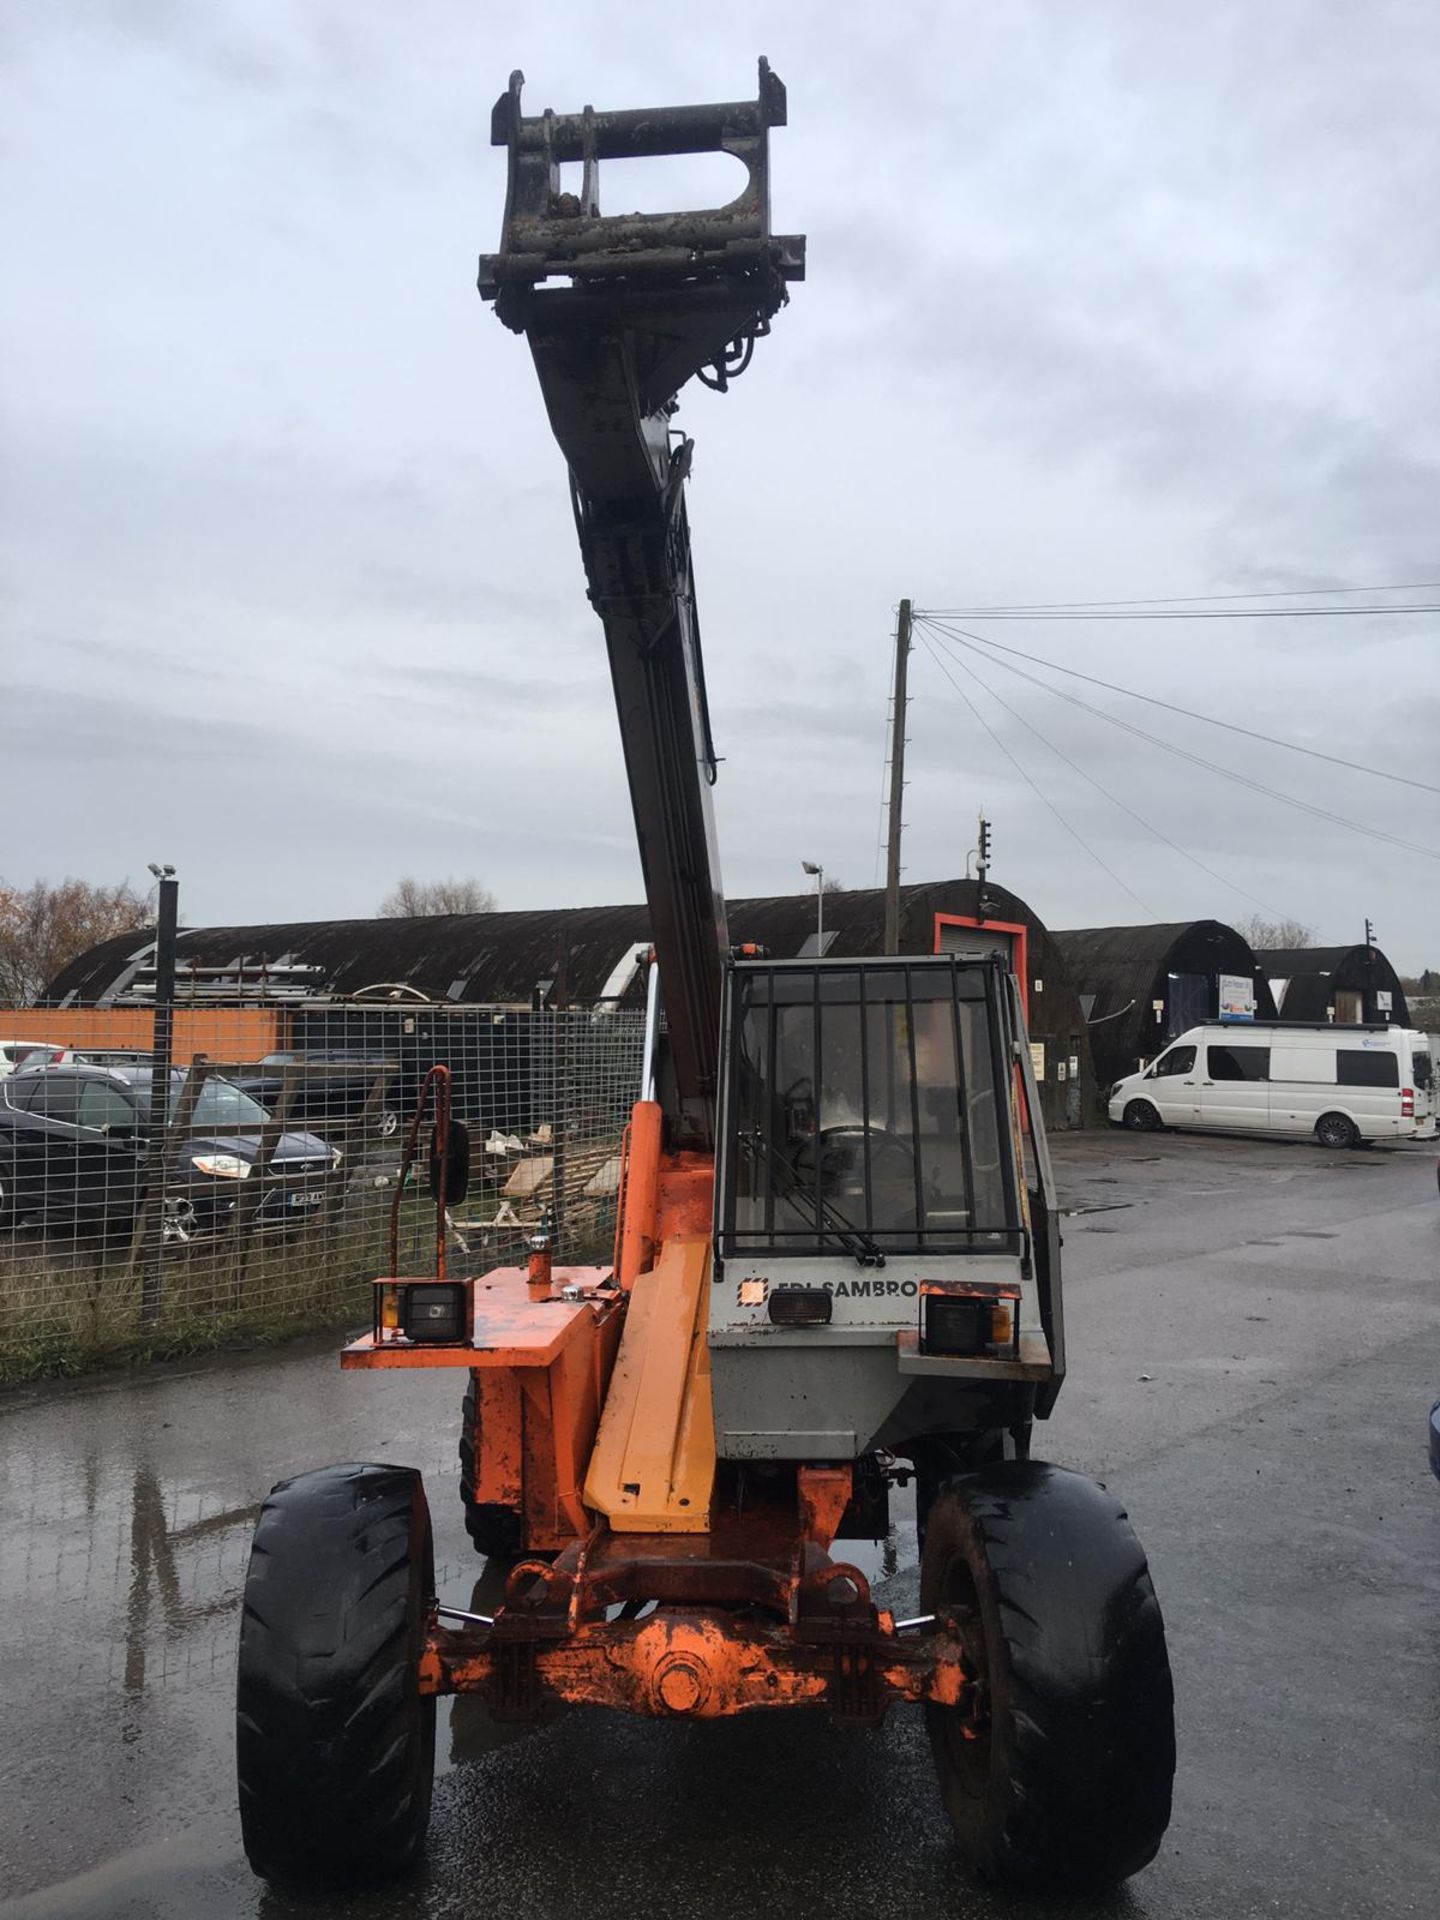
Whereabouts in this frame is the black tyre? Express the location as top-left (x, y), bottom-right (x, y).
top-left (236, 1463), bottom-right (435, 1889)
top-left (921, 1461), bottom-right (1175, 1892)
top-left (458, 1375), bottom-right (523, 1558)
top-left (1315, 1111), bottom-right (1359, 1150)
top-left (1123, 1098), bottom-right (1162, 1132)
top-left (912, 1426), bottom-right (1028, 1554)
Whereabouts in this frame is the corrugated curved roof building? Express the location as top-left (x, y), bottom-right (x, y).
top-left (43, 878), bottom-right (1098, 1130)
top-left (1260, 945), bottom-right (1410, 1026)
top-left (1052, 920), bottom-right (1277, 1086)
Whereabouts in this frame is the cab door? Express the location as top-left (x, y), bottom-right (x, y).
top-left (76, 1078), bottom-right (147, 1214)
top-left (1145, 1043), bottom-right (1199, 1123)
top-left (6, 1072), bottom-right (86, 1220)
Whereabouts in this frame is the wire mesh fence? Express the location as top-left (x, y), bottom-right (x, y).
top-left (0, 1003), bottom-right (646, 1378)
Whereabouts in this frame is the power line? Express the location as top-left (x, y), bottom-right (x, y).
top-left (917, 615), bottom-right (1440, 797)
top-left (917, 635), bottom-right (1159, 921)
top-left (921, 635), bottom-right (1291, 921)
top-left (918, 604), bottom-right (1440, 620)
top-left (928, 620), bottom-right (1440, 861)
top-left (920, 579), bottom-right (1440, 614)
top-left (920, 621), bottom-right (1440, 862)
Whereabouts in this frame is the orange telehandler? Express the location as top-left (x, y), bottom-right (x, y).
top-left (236, 62), bottom-right (1175, 1895)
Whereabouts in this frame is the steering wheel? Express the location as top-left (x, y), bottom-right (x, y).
top-left (790, 1124), bottom-right (918, 1229)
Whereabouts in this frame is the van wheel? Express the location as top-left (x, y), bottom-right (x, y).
top-left (1123, 1099), bottom-right (1162, 1132)
top-left (921, 1462), bottom-right (1175, 1892)
top-left (236, 1463), bottom-right (436, 1889)
top-left (1315, 1112), bottom-right (1359, 1150)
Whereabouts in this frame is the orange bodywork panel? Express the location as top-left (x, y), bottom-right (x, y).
top-left (466, 1368), bottom-right (523, 1511)
top-left (584, 1234), bottom-right (715, 1533)
top-left (615, 1099), bottom-right (663, 1288)
top-left (516, 1302), bottom-right (625, 1547)
top-left (343, 1265), bottom-right (623, 1553)
top-left (341, 1266), bottom-right (615, 1369)
top-left (343, 1116), bottom-right (718, 1551)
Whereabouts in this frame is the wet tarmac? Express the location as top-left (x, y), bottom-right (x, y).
top-left (2, 1131), bottom-right (1437, 1919)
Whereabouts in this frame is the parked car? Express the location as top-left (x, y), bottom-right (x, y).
top-left (0, 1063), bottom-right (340, 1234)
top-left (232, 1051), bottom-right (408, 1140)
top-left (0, 1040), bottom-right (72, 1076)
top-left (1108, 1023), bottom-right (1436, 1148)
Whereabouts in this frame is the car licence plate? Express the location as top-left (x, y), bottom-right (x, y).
top-left (287, 1190), bottom-right (323, 1209)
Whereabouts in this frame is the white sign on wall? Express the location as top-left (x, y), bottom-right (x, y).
top-left (1218, 974), bottom-right (1255, 1023)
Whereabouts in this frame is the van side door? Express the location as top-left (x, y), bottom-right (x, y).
top-left (1202, 1042), bottom-right (1270, 1133)
top-left (1268, 1043), bottom-right (1323, 1134)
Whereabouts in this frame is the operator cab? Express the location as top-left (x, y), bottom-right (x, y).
top-left (719, 954), bottom-right (1021, 1259)
top-left (710, 952), bottom-right (1063, 1462)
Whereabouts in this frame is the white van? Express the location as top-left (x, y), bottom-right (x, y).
top-left (1108, 1023), bottom-right (1436, 1148)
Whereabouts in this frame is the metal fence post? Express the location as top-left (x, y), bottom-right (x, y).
top-left (139, 868), bottom-right (178, 1325)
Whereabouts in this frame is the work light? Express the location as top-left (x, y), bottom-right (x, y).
top-left (372, 1279), bottom-right (472, 1346)
top-left (919, 1280), bottom-right (1021, 1359)
top-left (767, 1285), bottom-right (833, 1327)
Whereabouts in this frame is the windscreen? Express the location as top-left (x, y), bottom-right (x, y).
top-left (723, 961), bottom-right (1018, 1256)
top-left (187, 1078), bottom-right (270, 1129)
top-left (126, 1073), bottom-right (270, 1130)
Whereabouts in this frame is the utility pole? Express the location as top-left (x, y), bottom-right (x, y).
top-left (883, 598), bottom-right (912, 955)
top-left (1363, 917), bottom-right (1378, 1022)
top-left (976, 810), bottom-right (993, 921)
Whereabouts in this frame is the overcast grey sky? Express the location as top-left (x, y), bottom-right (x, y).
top-left (2, 1), bottom-right (1437, 965)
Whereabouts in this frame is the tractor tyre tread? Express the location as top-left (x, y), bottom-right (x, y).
top-left (236, 1462), bottom-right (435, 1890)
top-left (921, 1460), bottom-right (1174, 1893)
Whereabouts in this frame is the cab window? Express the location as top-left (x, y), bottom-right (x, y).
top-left (724, 960), bottom-right (1018, 1255)
top-left (14, 1073), bottom-right (82, 1122)
top-left (1150, 1045), bottom-right (1195, 1078)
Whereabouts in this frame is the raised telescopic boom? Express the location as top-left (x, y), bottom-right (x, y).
top-left (479, 61), bottom-right (804, 1149)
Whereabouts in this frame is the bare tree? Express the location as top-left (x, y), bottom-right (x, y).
top-left (1232, 913), bottom-right (1317, 953)
top-left (0, 876), bottom-right (152, 1004)
top-left (820, 874), bottom-right (846, 895)
top-left (377, 876), bottom-right (497, 918)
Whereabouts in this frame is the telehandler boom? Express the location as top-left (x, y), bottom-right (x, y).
top-left (236, 63), bottom-right (1175, 1896)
